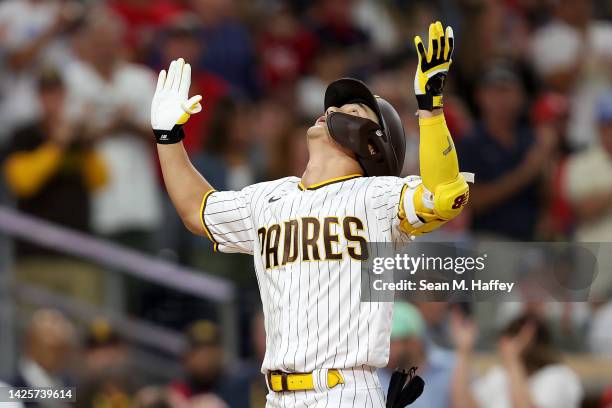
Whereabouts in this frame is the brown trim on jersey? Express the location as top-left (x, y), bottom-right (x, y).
top-left (297, 173), bottom-right (363, 191)
top-left (199, 189), bottom-right (219, 252)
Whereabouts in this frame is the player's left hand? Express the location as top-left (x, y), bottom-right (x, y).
top-left (414, 21), bottom-right (454, 111)
top-left (151, 58), bottom-right (202, 144)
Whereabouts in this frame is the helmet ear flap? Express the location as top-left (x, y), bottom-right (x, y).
top-left (324, 97), bottom-right (405, 177)
top-left (326, 112), bottom-right (383, 164)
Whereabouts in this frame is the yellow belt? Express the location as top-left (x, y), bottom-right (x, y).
top-left (267, 369), bottom-right (344, 392)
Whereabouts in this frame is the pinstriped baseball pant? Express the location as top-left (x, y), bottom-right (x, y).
top-left (265, 367), bottom-right (386, 408)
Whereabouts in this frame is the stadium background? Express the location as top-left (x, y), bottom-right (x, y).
top-left (0, 0), bottom-right (612, 406)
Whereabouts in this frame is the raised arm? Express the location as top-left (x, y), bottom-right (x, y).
top-left (151, 58), bottom-right (211, 235)
top-left (400, 22), bottom-right (470, 236)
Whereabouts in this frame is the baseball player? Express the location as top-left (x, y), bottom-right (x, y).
top-left (152, 21), bottom-right (468, 407)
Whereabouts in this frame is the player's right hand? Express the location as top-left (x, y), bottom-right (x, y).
top-left (151, 58), bottom-right (202, 144)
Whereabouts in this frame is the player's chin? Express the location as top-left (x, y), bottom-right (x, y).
top-left (306, 122), bottom-right (328, 139)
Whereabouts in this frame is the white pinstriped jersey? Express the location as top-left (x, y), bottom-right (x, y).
top-left (200, 174), bottom-right (423, 373)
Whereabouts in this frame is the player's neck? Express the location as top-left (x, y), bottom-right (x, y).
top-left (301, 151), bottom-right (363, 188)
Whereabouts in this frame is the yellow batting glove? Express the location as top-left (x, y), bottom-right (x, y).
top-left (414, 21), bottom-right (454, 111)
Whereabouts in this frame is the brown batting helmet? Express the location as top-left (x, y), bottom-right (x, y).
top-left (324, 78), bottom-right (406, 177)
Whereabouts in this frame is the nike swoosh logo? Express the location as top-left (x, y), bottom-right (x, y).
top-left (269, 196), bottom-right (281, 203)
top-left (443, 136), bottom-right (453, 156)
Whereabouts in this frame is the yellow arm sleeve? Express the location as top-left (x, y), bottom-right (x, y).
top-left (416, 114), bottom-right (469, 220)
top-left (3, 143), bottom-right (63, 198)
top-left (399, 114), bottom-right (469, 236)
top-left (419, 114), bottom-right (458, 191)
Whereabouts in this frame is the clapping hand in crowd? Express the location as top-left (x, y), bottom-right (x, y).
top-left (498, 320), bottom-right (536, 365)
top-left (450, 308), bottom-right (478, 354)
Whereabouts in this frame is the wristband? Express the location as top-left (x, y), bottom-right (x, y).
top-left (153, 125), bottom-right (185, 144)
top-left (416, 94), bottom-right (444, 111)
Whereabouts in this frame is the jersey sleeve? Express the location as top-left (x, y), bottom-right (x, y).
top-left (200, 187), bottom-right (255, 254)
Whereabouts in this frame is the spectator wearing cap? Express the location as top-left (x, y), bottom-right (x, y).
top-left (2, 68), bottom-right (107, 257)
top-left (378, 302), bottom-right (456, 408)
top-left (1, 68), bottom-right (107, 304)
top-left (565, 91), bottom-right (612, 298)
top-left (76, 318), bottom-right (135, 408)
top-left (178, 311), bottom-right (269, 408)
top-left (458, 66), bottom-right (555, 241)
top-left (168, 320), bottom-right (230, 407)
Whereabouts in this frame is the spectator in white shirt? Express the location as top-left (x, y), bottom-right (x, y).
top-left (530, 0), bottom-right (612, 149)
top-left (0, 0), bottom-right (82, 144)
top-left (63, 8), bottom-right (161, 250)
top-left (565, 91), bottom-right (612, 298)
top-left (451, 311), bottom-right (583, 408)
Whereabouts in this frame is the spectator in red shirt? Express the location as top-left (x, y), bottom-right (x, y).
top-left (308, 0), bottom-right (370, 49)
top-left (108, 0), bottom-right (186, 61)
top-left (257, 5), bottom-right (317, 89)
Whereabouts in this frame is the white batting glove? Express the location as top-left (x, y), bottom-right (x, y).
top-left (151, 58), bottom-right (202, 144)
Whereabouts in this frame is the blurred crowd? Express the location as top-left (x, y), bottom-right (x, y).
top-left (4, 303), bottom-right (612, 408)
top-left (1, 309), bottom-right (269, 408)
top-left (2, 0), bottom-right (612, 258)
top-left (1, 0), bottom-right (612, 406)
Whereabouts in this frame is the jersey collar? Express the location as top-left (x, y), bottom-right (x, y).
top-left (298, 173), bottom-right (363, 191)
